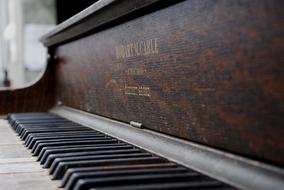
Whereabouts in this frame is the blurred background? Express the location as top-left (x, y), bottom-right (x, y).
top-left (0, 0), bottom-right (97, 89)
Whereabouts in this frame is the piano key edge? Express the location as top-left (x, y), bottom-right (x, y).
top-left (51, 105), bottom-right (284, 190)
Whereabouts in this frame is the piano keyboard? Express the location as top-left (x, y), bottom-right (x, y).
top-left (6, 112), bottom-right (237, 190)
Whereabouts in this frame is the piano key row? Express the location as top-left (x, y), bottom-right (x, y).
top-left (7, 113), bottom-right (237, 190)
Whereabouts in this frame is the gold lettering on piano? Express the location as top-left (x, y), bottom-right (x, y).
top-left (124, 85), bottom-right (151, 97)
top-left (116, 38), bottom-right (159, 59)
top-left (124, 86), bottom-right (138, 96)
top-left (126, 68), bottom-right (146, 76)
top-left (138, 86), bottom-right (151, 97)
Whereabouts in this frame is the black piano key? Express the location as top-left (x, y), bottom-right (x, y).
top-left (15, 119), bottom-right (71, 127)
top-left (38, 143), bottom-right (129, 162)
top-left (21, 127), bottom-right (93, 141)
top-left (15, 121), bottom-right (69, 132)
top-left (26, 133), bottom-right (104, 148)
top-left (8, 113), bottom-right (61, 126)
top-left (33, 139), bottom-right (118, 156)
top-left (24, 130), bottom-right (100, 146)
top-left (72, 173), bottom-right (204, 190)
top-left (19, 126), bottom-right (83, 139)
top-left (61, 163), bottom-right (177, 188)
top-left (24, 131), bottom-right (102, 149)
top-left (14, 120), bottom-right (71, 131)
top-left (11, 117), bottom-right (60, 123)
top-left (18, 125), bottom-right (83, 137)
top-left (91, 181), bottom-right (228, 190)
top-left (16, 122), bottom-right (80, 130)
top-left (30, 136), bottom-right (112, 152)
top-left (52, 156), bottom-right (166, 180)
top-left (13, 117), bottom-right (65, 121)
top-left (11, 117), bottom-right (61, 122)
top-left (65, 167), bottom-right (189, 190)
top-left (16, 122), bottom-right (76, 134)
top-left (43, 148), bottom-right (139, 168)
top-left (18, 125), bottom-right (84, 139)
top-left (19, 125), bottom-right (87, 136)
top-left (50, 152), bottom-right (153, 178)
top-left (42, 144), bottom-right (133, 166)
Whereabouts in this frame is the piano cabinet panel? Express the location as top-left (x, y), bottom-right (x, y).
top-left (54, 0), bottom-right (284, 165)
top-left (0, 63), bottom-right (56, 115)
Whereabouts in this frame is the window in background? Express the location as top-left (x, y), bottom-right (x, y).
top-left (0, 0), bottom-right (55, 89)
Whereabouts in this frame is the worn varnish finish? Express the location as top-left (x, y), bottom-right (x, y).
top-left (41, 0), bottom-right (175, 47)
top-left (0, 63), bottom-right (55, 115)
top-left (54, 0), bottom-right (284, 165)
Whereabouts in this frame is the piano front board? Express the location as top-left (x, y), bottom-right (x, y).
top-left (53, 0), bottom-right (284, 165)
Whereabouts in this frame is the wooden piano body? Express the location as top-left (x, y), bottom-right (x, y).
top-left (0, 0), bottom-right (283, 189)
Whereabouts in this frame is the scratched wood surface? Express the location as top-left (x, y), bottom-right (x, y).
top-left (53, 0), bottom-right (284, 165)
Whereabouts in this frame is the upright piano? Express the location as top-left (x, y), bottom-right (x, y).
top-left (0, 0), bottom-right (283, 189)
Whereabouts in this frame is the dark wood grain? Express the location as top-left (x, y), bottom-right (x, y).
top-left (0, 62), bottom-right (55, 115)
top-left (41, 0), bottom-right (178, 47)
top-left (53, 0), bottom-right (284, 165)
